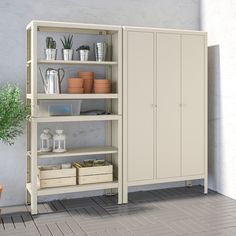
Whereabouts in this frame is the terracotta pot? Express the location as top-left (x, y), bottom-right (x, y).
top-left (78, 71), bottom-right (94, 79)
top-left (94, 83), bottom-right (110, 89)
top-left (83, 79), bottom-right (94, 93)
top-left (67, 78), bottom-right (84, 88)
top-left (94, 87), bottom-right (111, 94)
top-left (67, 87), bottom-right (84, 94)
top-left (94, 79), bottom-right (110, 84)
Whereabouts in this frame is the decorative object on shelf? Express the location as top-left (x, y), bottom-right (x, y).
top-left (73, 161), bottom-right (113, 185)
top-left (67, 78), bottom-right (84, 94)
top-left (40, 128), bottom-right (52, 152)
top-left (38, 165), bottom-right (76, 188)
top-left (53, 129), bottom-right (66, 153)
top-left (0, 84), bottom-right (30, 145)
top-left (45, 37), bottom-right (57, 60)
top-left (94, 42), bottom-right (107, 61)
top-left (77, 45), bottom-right (90, 61)
top-left (61, 163), bottom-right (72, 169)
top-left (48, 104), bottom-right (72, 116)
top-left (61, 35), bottom-right (73, 60)
top-left (94, 79), bottom-right (111, 93)
top-left (77, 71), bottom-right (94, 93)
top-left (38, 100), bottom-right (82, 116)
top-left (39, 67), bottom-right (65, 94)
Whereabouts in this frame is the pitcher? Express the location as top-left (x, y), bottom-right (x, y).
top-left (39, 67), bottom-right (65, 94)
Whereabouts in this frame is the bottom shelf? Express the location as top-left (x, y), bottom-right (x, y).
top-left (26, 181), bottom-right (118, 196)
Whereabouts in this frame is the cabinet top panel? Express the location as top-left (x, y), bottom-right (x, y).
top-left (123, 26), bottom-right (207, 35)
top-left (26, 20), bottom-right (122, 34)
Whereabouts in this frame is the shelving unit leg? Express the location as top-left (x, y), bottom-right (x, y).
top-left (30, 120), bottom-right (38, 214)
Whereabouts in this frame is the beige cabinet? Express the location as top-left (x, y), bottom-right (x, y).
top-left (156, 33), bottom-right (181, 179)
top-left (123, 27), bottom-right (207, 203)
top-left (125, 31), bottom-right (155, 182)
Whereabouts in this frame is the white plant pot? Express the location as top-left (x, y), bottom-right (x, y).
top-left (79, 50), bottom-right (89, 61)
top-left (62, 49), bottom-right (73, 61)
top-left (45, 49), bottom-right (57, 60)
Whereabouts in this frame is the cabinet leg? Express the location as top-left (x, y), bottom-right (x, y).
top-left (204, 178), bottom-right (208, 194)
top-left (186, 180), bottom-right (192, 187)
top-left (122, 184), bottom-right (128, 204)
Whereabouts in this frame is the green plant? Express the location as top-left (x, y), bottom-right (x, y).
top-left (61, 35), bottom-right (73, 49)
top-left (46, 37), bottom-right (56, 49)
top-left (77, 45), bottom-right (90, 51)
top-left (0, 84), bottom-right (30, 145)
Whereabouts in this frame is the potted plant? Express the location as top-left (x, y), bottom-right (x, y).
top-left (0, 84), bottom-right (30, 145)
top-left (61, 35), bottom-right (73, 61)
top-left (76, 45), bottom-right (90, 61)
top-left (45, 37), bottom-right (57, 60)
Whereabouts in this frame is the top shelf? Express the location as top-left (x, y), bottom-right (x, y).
top-left (27, 60), bottom-right (118, 66)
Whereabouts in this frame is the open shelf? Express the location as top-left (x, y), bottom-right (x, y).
top-left (26, 181), bottom-right (118, 196)
top-left (27, 93), bottom-right (118, 100)
top-left (33, 114), bottom-right (121, 122)
top-left (36, 146), bottom-right (118, 159)
top-left (28, 60), bottom-right (118, 66)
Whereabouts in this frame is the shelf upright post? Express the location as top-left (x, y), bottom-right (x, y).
top-left (30, 21), bottom-right (38, 215)
top-left (117, 28), bottom-right (123, 204)
top-left (26, 25), bottom-right (31, 205)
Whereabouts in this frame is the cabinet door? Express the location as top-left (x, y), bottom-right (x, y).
top-left (182, 35), bottom-right (205, 176)
top-left (156, 33), bottom-right (181, 179)
top-left (126, 31), bottom-right (154, 182)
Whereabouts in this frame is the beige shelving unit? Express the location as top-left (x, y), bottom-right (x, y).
top-left (26, 21), bottom-right (122, 214)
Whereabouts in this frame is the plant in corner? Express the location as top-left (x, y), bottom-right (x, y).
top-left (61, 35), bottom-right (74, 61)
top-left (76, 45), bottom-right (90, 61)
top-left (0, 84), bottom-right (30, 145)
top-left (45, 36), bottom-right (57, 60)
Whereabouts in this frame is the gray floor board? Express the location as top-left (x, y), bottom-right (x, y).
top-left (1, 186), bottom-right (236, 236)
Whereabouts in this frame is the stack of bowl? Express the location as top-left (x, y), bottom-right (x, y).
top-left (94, 79), bottom-right (111, 93)
top-left (67, 78), bottom-right (84, 94)
top-left (77, 71), bottom-right (94, 93)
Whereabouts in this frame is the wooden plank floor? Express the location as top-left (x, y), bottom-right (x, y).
top-left (1, 186), bottom-right (236, 235)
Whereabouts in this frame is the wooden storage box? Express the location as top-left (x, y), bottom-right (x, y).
top-left (76, 164), bottom-right (113, 185)
top-left (38, 166), bottom-right (76, 188)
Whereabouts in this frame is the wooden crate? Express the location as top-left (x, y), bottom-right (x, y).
top-left (76, 164), bottom-right (113, 185)
top-left (38, 166), bottom-right (76, 188)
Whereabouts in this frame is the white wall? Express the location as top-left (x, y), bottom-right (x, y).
top-left (0, 0), bottom-right (200, 207)
top-left (201, 0), bottom-right (236, 200)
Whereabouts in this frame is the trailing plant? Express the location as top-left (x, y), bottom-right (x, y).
top-left (61, 35), bottom-right (73, 49)
top-left (46, 37), bottom-right (56, 49)
top-left (77, 45), bottom-right (90, 51)
top-left (0, 84), bottom-right (30, 145)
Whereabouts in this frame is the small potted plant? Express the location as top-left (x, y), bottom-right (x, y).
top-left (45, 37), bottom-right (57, 60)
top-left (61, 35), bottom-right (73, 61)
top-left (76, 45), bottom-right (90, 61)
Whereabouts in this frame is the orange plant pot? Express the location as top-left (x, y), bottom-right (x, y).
top-left (78, 71), bottom-right (94, 80)
top-left (94, 79), bottom-right (110, 84)
top-left (67, 78), bottom-right (84, 88)
top-left (67, 87), bottom-right (84, 94)
top-left (83, 79), bottom-right (94, 93)
top-left (94, 84), bottom-right (111, 89)
top-left (94, 87), bottom-right (111, 94)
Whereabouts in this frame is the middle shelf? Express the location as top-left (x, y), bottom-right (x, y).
top-left (27, 93), bottom-right (119, 100)
top-left (31, 114), bottom-right (121, 122)
top-left (33, 146), bottom-right (118, 159)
